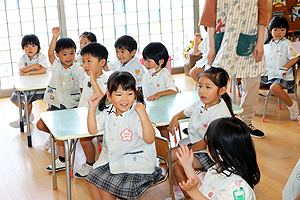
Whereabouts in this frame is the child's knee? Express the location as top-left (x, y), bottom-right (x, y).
top-left (80, 137), bottom-right (93, 147)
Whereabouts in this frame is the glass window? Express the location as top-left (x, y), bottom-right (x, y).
top-left (77, 4), bottom-right (89, 17)
top-left (150, 22), bottom-right (160, 35)
top-left (8, 23), bottom-right (22, 37)
top-left (102, 2), bottom-right (113, 15)
top-left (149, 10), bottom-right (160, 22)
top-left (78, 17), bottom-right (91, 30)
top-left (114, 1), bottom-right (125, 13)
top-left (127, 25), bottom-right (138, 37)
top-left (115, 13), bottom-right (126, 26)
top-left (149, 0), bottom-right (159, 11)
top-left (89, 3), bottom-right (102, 16)
top-left (34, 8), bottom-right (46, 22)
top-left (138, 11), bottom-right (148, 24)
top-left (20, 9), bottom-right (33, 22)
top-left (102, 15), bottom-right (114, 28)
top-left (0, 11), bottom-right (6, 24)
top-left (0, 38), bottom-right (9, 51)
top-left (126, 12), bottom-right (137, 25)
top-left (137, 0), bottom-right (148, 11)
top-left (91, 16), bottom-right (103, 28)
top-left (125, 0), bottom-right (136, 12)
top-left (0, 24), bottom-right (8, 37)
top-left (21, 22), bottom-right (35, 35)
top-left (7, 10), bottom-right (20, 23)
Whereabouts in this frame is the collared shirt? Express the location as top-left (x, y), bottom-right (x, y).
top-left (142, 68), bottom-right (177, 98)
top-left (18, 52), bottom-right (49, 70)
top-left (93, 103), bottom-right (158, 174)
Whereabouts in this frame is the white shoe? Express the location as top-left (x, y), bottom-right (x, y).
top-left (9, 113), bottom-right (34, 128)
top-left (74, 163), bottom-right (93, 178)
top-left (48, 145), bottom-right (59, 155)
top-left (44, 136), bottom-right (52, 150)
top-left (45, 158), bottom-right (66, 172)
top-left (237, 83), bottom-right (242, 97)
top-left (287, 100), bottom-right (299, 120)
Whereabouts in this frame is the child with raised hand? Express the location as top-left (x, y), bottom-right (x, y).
top-left (177, 117), bottom-right (261, 200)
top-left (86, 71), bottom-right (163, 200)
top-left (75, 31), bottom-right (97, 66)
top-left (167, 67), bottom-right (234, 199)
top-left (37, 27), bottom-right (85, 171)
top-left (262, 16), bottom-right (299, 120)
top-left (74, 42), bottom-right (108, 178)
top-left (9, 34), bottom-right (49, 128)
top-left (104, 35), bottom-right (145, 89)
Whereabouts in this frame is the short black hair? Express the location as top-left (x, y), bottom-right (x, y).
top-left (55, 37), bottom-right (76, 53)
top-left (81, 42), bottom-right (108, 62)
top-left (80, 32), bottom-right (97, 43)
top-left (142, 42), bottom-right (169, 68)
top-left (114, 35), bottom-right (137, 53)
top-left (21, 34), bottom-right (41, 53)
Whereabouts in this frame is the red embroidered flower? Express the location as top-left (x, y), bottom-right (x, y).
top-left (157, 84), bottom-right (160, 87)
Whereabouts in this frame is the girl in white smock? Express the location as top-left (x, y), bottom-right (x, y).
top-left (86, 71), bottom-right (163, 200)
top-left (178, 117), bottom-right (261, 200)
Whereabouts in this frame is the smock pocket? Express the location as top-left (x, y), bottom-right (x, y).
top-left (215, 32), bottom-right (224, 54)
top-left (236, 33), bottom-right (257, 56)
top-left (71, 93), bottom-right (81, 102)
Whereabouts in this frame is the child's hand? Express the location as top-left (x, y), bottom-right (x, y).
top-left (194, 33), bottom-right (201, 41)
top-left (88, 93), bottom-right (100, 108)
top-left (179, 175), bottom-right (200, 193)
top-left (207, 47), bottom-right (216, 66)
top-left (146, 93), bottom-right (161, 101)
top-left (135, 102), bottom-right (147, 116)
top-left (176, 144), bottom-right (194, 168)
top-left (168, 116), bottom-right (179, 136)
top-left (52, 27), bottom-right (61, 37)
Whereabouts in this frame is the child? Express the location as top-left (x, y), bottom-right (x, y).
top-left (167, 67), bottom-right (234, 199)
top-left (104, 35), bottom-right (144, 89)
top-left (9, 34), bottom-right (49, 128)
top-left (200, 0), bottom-right (269, 138)
top-left (86, 71), bottom-right (163, 199)
top-left (142, 42), bottom-right (177, 139)
top-left (74, 31), bottom-right (97, 66)
top-left (36, 27), bottom-right (85, 171)
top-left (261, 16), bottom-right (299, 120)
top-left (75, 42), bottom-right (108, 178)
top-left (177, 117), bottom-right (261, 199)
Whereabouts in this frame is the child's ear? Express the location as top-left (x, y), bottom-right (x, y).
top-left (55, 52), bottom-right (59, 58)
top-left (100, 58), bottom-right (106, 67)
top-left (158, 58), bottom-right (165, 67)
top-left (106, 92), bottom-right (112, 101)
top-left (219, 86), bottom-right (227, 96)
top-left (130, 49), bottom-right (137, 57)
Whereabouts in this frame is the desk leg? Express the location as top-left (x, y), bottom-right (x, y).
top-left (64, 140), bottom-right (71, 200)
top-left (24, 91), bottom-right (32, 147)
top-left (51, 135), bottom-right (57, 189)
top-left (17, 91), bottom-right (24, 132)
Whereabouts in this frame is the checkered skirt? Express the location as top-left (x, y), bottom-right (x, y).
top-left (10, 90), bottom-right (44, 103)
top-left (86, 163), bottom-right (164, 199)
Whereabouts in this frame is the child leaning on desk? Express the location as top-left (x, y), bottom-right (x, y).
top-left (103, 35), bottom-right (145, 89)
top-left (86, 71), bottom-right (164, 200)
top-left (36, 27), bottom-right (85, 172)
top-left (142, 42), bottom-right (177, 140)
top-left (74, 42), bottom-right (108, 179)
top-left (166, 67), bottom-right (235, 200)
top-left (9, 34), bottom-right (49, 128)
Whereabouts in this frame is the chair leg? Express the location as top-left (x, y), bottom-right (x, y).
top-left (262, 91), bottom-right (271, 122)
top-left (278, 98), bottom-right (281, 110)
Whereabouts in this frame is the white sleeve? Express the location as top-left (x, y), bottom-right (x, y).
top-left (18, 56), bottom-right (25, 70)
top-left (96, 112), bottom-right (105, 132)
top-left (100, 82), bottom-right (107, 94)
top-left (38, 53), bottom-right (50, 68)
top-left (79, 71), bottom-right (87, 88)
top-left (164, 74), bottom-right (177, 92)
top-left (108, 60), bottom-right (119, 71)
top-left (137, 121), bottom-right (143, 139)
top-left (287, 42), bottom-right (299, 60)
top-left (216, 180), bottom-right (255, 200)
top-left (49, 58), bottom-right (58, 71)
top-left (183, 100), bottom-right (200, 117)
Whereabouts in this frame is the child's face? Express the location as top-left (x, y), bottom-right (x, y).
top-left (82, 54), bottom-right (104, 76)
top-left (271, 27), bottom-right (286, 41)
top-left (115, 47), bottom-right (136, 65)
top-left (80, 36), bottom-right (91, 50)
top-left (198, 75), bottom-right (223, 109)
top-left (108, 86), bottom-right (135, 116)
top-left (24, 44), bottom-right (38, 59)
top-left (56, 48), bottom-right (76, 68)
top-left (144, 58), bottom-right (158, 70)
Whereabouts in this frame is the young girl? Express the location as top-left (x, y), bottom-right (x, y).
top-left (9, 34), bottom-right (49, 128)
top-left (86, 71), bottom-right (163, 200)
top-left (177, 117), bottom-right (261, 199)
top-left (142, 42), bottom-right (177, 139)
top-left (167, 67), bottom-right (234, 199)
top-left (262, 16), bottom-right (299, 120)
top-left (75, 31), bottom-right (97, 66)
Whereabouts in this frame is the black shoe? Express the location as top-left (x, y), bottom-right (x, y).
top-left (247, 123), bottom-right (265, 138)
top-left (182, 128), bottom-right (188, 135)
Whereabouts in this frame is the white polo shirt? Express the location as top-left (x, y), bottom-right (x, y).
top-left (18, 52), bottom-right (49, 70)
top-left (142, 68), bottom-right (177, 98)
top-left (43, 58), bottom-right (85, 108)
top-left (93, 103), bottom-right (158, 174)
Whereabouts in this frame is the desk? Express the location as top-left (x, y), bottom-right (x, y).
top-left (40, 91), bottom-right (243, 200)
top-left (12, 72), bottom-right (51, 147)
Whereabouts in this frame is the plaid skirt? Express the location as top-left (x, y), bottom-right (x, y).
top-left (10, 90), bottom-right (44, 103)
top-left (261, 76), bottom-right (295, 90)
top-left (193, 151), bottom-right (215, 171)
top-left (86, 163), bottom-right (164, 199)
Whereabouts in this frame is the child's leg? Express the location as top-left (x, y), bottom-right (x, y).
top-left (56, 140), bottom-right (65, 158)
top-left (270, 83), bottom-right (293, 106)
top-left (98, 188), bottom-right (116, 200)
top-left (80, 137), bottom-right (96, 164)
top-left (88, 182), bottom-right (103, 200)
top-left (36, 118), bottom-right (50, 133)
top-left (11, 101), bottom-right (33, 115)
top-left (157, 126), bottom-right (170, 140)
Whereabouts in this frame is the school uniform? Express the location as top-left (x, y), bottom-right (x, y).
top-left (75, 53), bottom-right (83, 66)
top-left (282, 159), bottom-right (300, 200)
top-left (180, 98), bottom-right (232, 170)
top-left (86, 104), bottom-right (164, 199)
top-left (78, 73), bottom-right (107, 107)
top-left (200, 165), bottom-right (255, 199)
top-left (142, 68), bottom-right (177, 98)
top-left (43, 58), bottom-right (85, 109)
top-left (108, 56), bottom-right (144, 87)
top-left (262, 37), bottom-right (298, 89)
top-left (10, 52), bottom-right (49, 103)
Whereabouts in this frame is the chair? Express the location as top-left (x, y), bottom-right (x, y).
top-left (146, 136), bottom-right (175, 200)
top-left (259, 64), bottom-right (298, 122)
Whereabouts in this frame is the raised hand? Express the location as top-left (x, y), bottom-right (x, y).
top-left (52, 27), bottom-right (61, 37)
top-left (88, 93), bottom-right (100, 109)
top-left (176, 144), bottom-right (194, 168)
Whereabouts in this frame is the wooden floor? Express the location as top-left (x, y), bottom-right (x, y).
top-left (0, 73), bottom-right (299, 200)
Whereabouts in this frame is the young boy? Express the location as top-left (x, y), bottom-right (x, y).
top-left (37, 27), bottom-right (85, 171)
top-left (75, 42), bottom-right (108, 178)
top-left (104, 35), bottom-right (144, 88)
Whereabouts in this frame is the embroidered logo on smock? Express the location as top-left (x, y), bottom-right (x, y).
top-left (157, 84), bottom-right (160, 87)
top-left (208, 192), bottom-right (213, 198)
top-left (120, 128), bottom-right (133, 141)
top-left (296, 172), bottom-right (300, 180)
top-left (135, 69), bottom-right (141, 75)
top-left (25, 62), bottom-right (27, 67)
top-left (70, 73), bottom-right (77, 80)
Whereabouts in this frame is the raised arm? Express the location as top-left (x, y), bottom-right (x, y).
top-left (87, 93), bottom-right (101, 134)
top-left (135, 103), bottom-right (155, 144)
top-left (90, 71), bottom-right (105, 98)
top-left (193, 33), bottom-right (202, 55)
top-left (48, 27), bottom-right (61, 65)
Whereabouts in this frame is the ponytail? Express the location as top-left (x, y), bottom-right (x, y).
top-left (98, 94), bottom-right (108, 111)
top-left (221, 92), bottom-right (234, 117)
